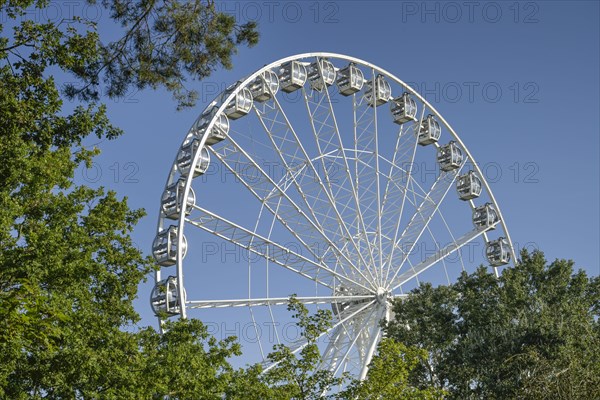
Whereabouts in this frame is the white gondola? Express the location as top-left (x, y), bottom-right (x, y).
top-left (437, 141), bottom-right (463, 171)
top-left (150, 276), bottom-right (182, 316)
top-left (223, 86), bottom-right (253, 119)
top-left (418, 114), bottom-right (441, 145)
top-left (486, 237), bottom-right (511, 266)
top-left (161, 179), bottom-right (196, 220)
top-left (473, 203), bottom-right (499, 229)
top-left (390, 92), bottom-right (418, 124)
top-left (249, 70), bottom-right (279, 102)
top-left (196, 107), bottom-right (229, 145)
top-left (176, 139), bottom-right (210, 177)
top-left (152, 225), bottom-right (187, 266)
top-left (278, 61), bottom-right (307, 93)
top-left (364, 74), bottom-right (391, 107)
top-left (308, 58), bottom-right (336, 91)
top-left (336, 63), bottom-right (364, 96)
top-left (456, 171), bottom-right (482, 200)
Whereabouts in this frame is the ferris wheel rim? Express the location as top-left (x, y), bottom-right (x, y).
top-left (159, 51), bottom-right (516, 268)
top-left (153, 52), bottom-right (517, 379)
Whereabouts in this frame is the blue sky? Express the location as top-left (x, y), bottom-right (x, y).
top-left (64, 0), bottom-right (599, 356)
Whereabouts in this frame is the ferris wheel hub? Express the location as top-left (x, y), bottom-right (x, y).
top-left (375, 287), bottom-right (390, 306)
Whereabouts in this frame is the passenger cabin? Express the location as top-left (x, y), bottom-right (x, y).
top-left (391, 92), bottom-right (418, 124)
top-left (308, 58), bottom-right (336, 91)
top-left (279, 60), bottom-right (307, 93)
top-left (364, 74), bottom-right (391, 107)
top-left (176, 139), bottom-right (210, 177)
top-left (336, 63), bottom-right (364, 96)
top-left (161, 179), bottom-right (195, 220)
top-left (152, 225), bottom-right (187, 267)
top-left (223, 86), bottom-right (253, 119)
top-left (150, 276), bottom-right (181, 316)
top-left (418, 114), bottom-right (441, 145)
top-left (249, 70), bottom-right (279, 102)
top-left (437, 141), bottom-right (463, 171)
top-left (196, 107), bottom-right (229, 145)
top-left (473, 203), bottom-right (499, 229)
top-left (486, 237), bottom-right (511, 266)
top-left (456, 171), bottom-right (482, 200)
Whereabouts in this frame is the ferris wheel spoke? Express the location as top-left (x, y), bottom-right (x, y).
top-left (358, 307), bottom-right (386, 380)
top-left (380, 107), bottom-right (427, 283)
top-left (351, 76), bottom-right (383, 285)
top-left (186, 294), bottom-right (374, 309)
top-left (322, 304), bottom-right (381, 377)
top-left (379, 123), bottom-right (421, 282)
top-left (388, 223), bottom-right (497, 292)
top-left (266, 85), bottom-right (374, 286)
top-left (379, 123), bottom-right (410, 213)
top-left (318, 327), bottom-right (345, 375)
top-left (384, 160), bottom-right (465, 286)
top-left (262, 299), bottom-right (377, 372)
top-left (207, 138), bottom-right (364, 288)
top-left (251, 103), bottom-right (343, 254)
top-left (185, 205), bottom-right (372, 293)
top-left (378, 105), bottom-right (425, 213)
top-left (437, 208), bottom-right (467, 272)
top-left (251, 99), bottom-right (373, 288)
top-left (371, 70), bottom-right (384, 288)
top-left (423, 223), bottom-right (452, 285)
top-left (300, 58), bottom-right (383, 290)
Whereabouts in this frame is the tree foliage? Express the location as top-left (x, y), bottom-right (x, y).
top-left (339, 338), bottom-right (446, 400)
top-left (74, 0), bottom-right (259, 109)
top-left (225, 296), bottom-right (345, 400)
top-left (1, 0), bottom-right (259, 110)
top-left (262, 297), bottom-right (345, 399)
top-left (0, 0), bottom-right (258, 397)
top-left (386, 250), bottom-right (600, 399)
top-left (136, 319), bottom-right (243, 399)
top-left (223, 298), bottom-right (443, 400)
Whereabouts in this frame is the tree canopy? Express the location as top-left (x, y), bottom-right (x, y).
top-left (338, 338), bottom-right (446, 400)
top-left (386, 250), bottom-right (600, 399)
top-left (0, 0), bottom-right (258, 397)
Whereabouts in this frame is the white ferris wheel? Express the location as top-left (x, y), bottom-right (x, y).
top-left (151, 53), bottom-right (516, 380)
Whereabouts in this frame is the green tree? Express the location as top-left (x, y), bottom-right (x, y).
top-left (226, 296), bottom-right (345, 400)
top-left (135, 319), bottom-right (243, 399)
top-left (386, 250), bottom-right (600, 399)
top-left (0, 0), bottom-right (257, 397)
top-left (339, 338), bottom-right (446, 400)
top-left (223, 298), bottom-right (444, 400)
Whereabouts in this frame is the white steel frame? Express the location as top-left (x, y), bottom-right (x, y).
top-left (154, 53), bottom-right (516, 381)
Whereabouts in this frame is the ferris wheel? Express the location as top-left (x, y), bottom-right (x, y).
top-left (151, 53), bottom-right (516, 379)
